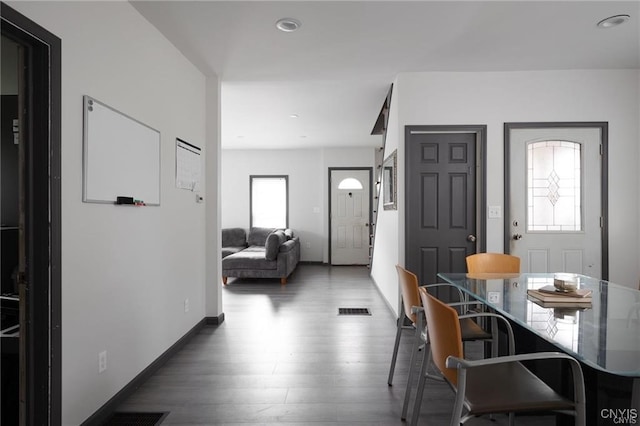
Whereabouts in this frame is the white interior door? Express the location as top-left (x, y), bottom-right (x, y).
top-left (330, 169), bottom-right (370, 265)
top-left (508, 126), bottom-right (603, 278)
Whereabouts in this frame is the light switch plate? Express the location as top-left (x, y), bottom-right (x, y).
top-left (488, 206), bottom-right (502, 218)
top-left (98, 350), bottom-right (107, 373)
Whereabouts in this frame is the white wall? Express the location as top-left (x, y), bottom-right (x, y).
top-left (206, 77), bottom-right (224, 317)
top-left (221, 147), bottom-right (376, 262)
top-left (372, 70), bottom-right (640, 316)
top-left (7, 2), bottom-right (217, 424)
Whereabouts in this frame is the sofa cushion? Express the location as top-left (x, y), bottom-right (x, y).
top-left (248, 227), bottom-right (275, 246)
top-left (222, 228), bottom-right (247, 248)
top-left (222, 246), bottom-right (245, 258)
top-left (283, 229), bottom-right (294, 240)
top-left (265, 230), bottom-right (286, 261)
top-left (222, 248), bottom-right (277, 270)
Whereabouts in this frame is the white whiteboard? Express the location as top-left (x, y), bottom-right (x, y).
top-left (83, 96), bottom-right (161, 205)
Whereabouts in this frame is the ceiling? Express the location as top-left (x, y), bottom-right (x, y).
top-left (131, 1), bottom-right (640, 150)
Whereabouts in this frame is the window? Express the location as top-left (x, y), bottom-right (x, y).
top-left (337, 178), bottom-right (363, 190)
top-left (250, 175), bottom-right (288, 228)
top-left (527, 140), bottom-right (582, 232)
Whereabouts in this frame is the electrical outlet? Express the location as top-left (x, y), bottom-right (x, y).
top-left (98, 350), bottom-right (107, 373)
top-left (184, 298), bottom-right (190, 313)
top-left (305, 242), bottom-right (311, 248)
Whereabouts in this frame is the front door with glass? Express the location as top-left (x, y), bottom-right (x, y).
top-left (507, 125), bottom-right (604, 278)
top-left (330, 169), bottom-right (371, 265)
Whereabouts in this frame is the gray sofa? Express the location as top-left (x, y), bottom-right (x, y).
top-left (221, 227), bottom-right (300, 285)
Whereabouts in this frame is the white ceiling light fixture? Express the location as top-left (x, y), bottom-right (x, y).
top-left (597, 14), bottom-right (630, 28)
top-left (289, 114), bottom-right (299, 118)
top-left (276, 18), bottom-right (301, 32)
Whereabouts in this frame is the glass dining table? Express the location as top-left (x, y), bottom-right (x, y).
top-left (437, 272), bottom-right (639, 425)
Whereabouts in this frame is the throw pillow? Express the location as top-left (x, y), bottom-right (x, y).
top-left (222, 228), bottom-right (247, 248)
top-left (248, 227), bottom-right (275, 246)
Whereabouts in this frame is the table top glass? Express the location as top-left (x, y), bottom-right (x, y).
top-left (437, 272), bottom-right (640, 377)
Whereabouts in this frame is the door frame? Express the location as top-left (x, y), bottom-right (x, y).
top-left (404, 125), bottom-right (488, 274)
top-left (328, 167), bottom-right (373, 265)
top-left (1, 3), bottom-right (62, 424)
top-left (504, 122), bottom-right (608, 280)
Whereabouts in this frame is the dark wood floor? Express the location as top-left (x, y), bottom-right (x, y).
top-left (115, 264), bottom-right (555, 425)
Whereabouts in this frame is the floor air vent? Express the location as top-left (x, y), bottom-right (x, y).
top-left (103, 412), bottom-right (169, 426)
top-left (338, 307), bottom-right (371, 315)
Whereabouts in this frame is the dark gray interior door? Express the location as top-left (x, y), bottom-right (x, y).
top-left (405, 128), bottom-right (480, 292)
top-left (1, 4), bottom-right (62, 424)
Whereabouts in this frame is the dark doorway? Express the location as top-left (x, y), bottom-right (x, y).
top-left (1, 3), bottom-right (62, 424)
top-left (404, 125), bottom-right (486, 295)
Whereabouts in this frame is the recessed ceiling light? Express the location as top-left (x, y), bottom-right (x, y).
top-left (597, 14), bottom-right (630, 28)
top-left (276, 18), bottom-right (301, 32)
top-left (289, 114), bottom-right (299, 119)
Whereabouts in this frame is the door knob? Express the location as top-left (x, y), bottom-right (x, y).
top-left (513, 233), bottom-right (523, 240)
top-left (467, 234), bottom-right (477, 242)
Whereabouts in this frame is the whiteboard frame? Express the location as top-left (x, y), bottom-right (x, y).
top-left (82, 95), bottom-right (161, 205)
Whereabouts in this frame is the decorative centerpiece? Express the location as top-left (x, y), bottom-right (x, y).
top-left (526, 274), bottom-right (592, 308)
top-left (553, 273), bottom-right (579, 293)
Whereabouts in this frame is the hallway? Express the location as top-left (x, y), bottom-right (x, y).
top-left (113, 264), bottom-right (554, 425)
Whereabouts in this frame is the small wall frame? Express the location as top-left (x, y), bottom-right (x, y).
top-left (382, 149), bottom-right (397, 210)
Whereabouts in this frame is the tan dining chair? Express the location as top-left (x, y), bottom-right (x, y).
top-left (388, 265), bottom-right (479, 385)
top-left (411, 287), bottom-right (586, 426)
top-left (388, 265), bottom-right (423, 387)
top-left (466, 252), bottom-right (520, 274)
top-left (389, 265), bottom-right (501, 421)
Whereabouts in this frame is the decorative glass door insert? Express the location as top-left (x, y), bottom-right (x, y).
top-left (527, 140), bottom-right (582, 232)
